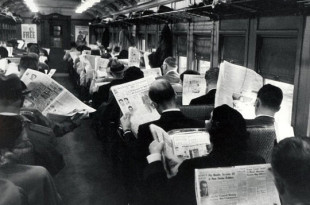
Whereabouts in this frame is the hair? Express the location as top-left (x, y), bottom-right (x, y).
top-left (257, 84), bottom-right (283, 110)
top-left (205, 67), bottom-right (219, 84)
top-left (113, 46), bottom-right (120, 53)
top-left (180, 70), bottom-right (200, 82)
top-left (149, 79), bottom-right (175, 105)
top-left (70, 42), bottom-right (77, 48)
top-left (28, 44), bottom-right (40, 55)
top-left (200, 180), bottom-right (207, 187)
top-left (208, 104), bottom-right (249, 151)
top-left (19, 55), bottom-right (39, 72)
top-left (118, 50), bottom-right (128, 59)
top-left (123, 66), bottom-right (144, 82)
top-left (272, 137), bottom-right (310, 202)
top-left (164, 57), bottom-right (177, 68)
top-left (0, 47), bottom-right (8, 59)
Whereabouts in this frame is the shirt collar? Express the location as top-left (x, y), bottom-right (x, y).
top-left (0, 112), bottom-right (19, 116)
top-left (162, 108), bottom-right (180, 113)
top-left (256, 114), bottom-right (274, 118)
top-left (166, 70), bottom-right (177, 75)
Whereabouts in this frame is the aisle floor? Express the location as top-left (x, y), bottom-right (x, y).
top-left (53, 75), bottom-right (127, 205)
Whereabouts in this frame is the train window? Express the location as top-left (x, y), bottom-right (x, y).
top-left (194, 35), bottom-right (211, 74)
top-left (138, 35), bottom-right (145, 51)
top-left (175, 0), bottom-right (190, 9)
top-left (147, 34), bottom-right (157, 52)
top-left (264, 79), bottom-right (294, 126)
top-left (220, 36), bottom-right (245, 66)
top-left (176, 35), bottom-right (187, 73)
top-left (257, 37), bottom-right (297, 84)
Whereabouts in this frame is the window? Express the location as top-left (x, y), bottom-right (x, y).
top-left (178, 56), bottom-right (187, 74)
top-left (220, 36), bottom-right (245, 66)
top-left (194, 36), bottom-right (211, 74)
top-left (138, 35), bottom-right (145, 51)
top-left (264, 79), bottom-right (294, 126)
top-left (147, 34), bottom-right (157, 52)
top-left (176, 35), bottom-right (187, 73)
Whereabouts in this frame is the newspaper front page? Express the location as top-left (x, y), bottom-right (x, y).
top-left (183, 74), bottom-right (206, 105)
top-left (85, 54), bottom-right (100, 71)
top-left (21, 69), bottom-right (96, 116)
top-left (215, 61), bottom-right (263, 119)
top-left (95, 57), bottom-right (110, 78)
top-left (128, 47), bottom-right (140, 67)
top-left (142, 68), bottom-right (162, 78)
top-left (111, 76), bottom-right (160, 134)
top-left (195, 164), bottom-right (281, 205)
top-left (69, 51), bottom-right (81, 62)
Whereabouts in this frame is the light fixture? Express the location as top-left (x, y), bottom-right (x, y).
top-left (24, 0), bottom-right (39, 13)
top-left (76, 0), bottom-right (100, 13)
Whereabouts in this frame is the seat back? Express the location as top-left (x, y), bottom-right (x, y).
top-left (247, 126), bottom-right (276, 163)
top-left (176, 94), bottom-right (182, 106)
top-left (180, 105), bottom-right (214, 121)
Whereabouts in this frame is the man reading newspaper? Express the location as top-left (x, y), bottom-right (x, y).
top-left (142, 105), bottom-right (265, 205)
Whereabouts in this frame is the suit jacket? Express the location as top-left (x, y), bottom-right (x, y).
top-left (159, 71), bottom-right (181, 84)
top-left (144, 149), bottom-right (265, 205)
top-left (189, 89), bottom-right (216, 105)
top-left (246, 116), bottom-right (275, 128)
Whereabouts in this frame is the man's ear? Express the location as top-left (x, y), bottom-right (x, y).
top-left (255, 98), bottom-right (260, 108)
top-left (152, 102), bottom-right (158, 109)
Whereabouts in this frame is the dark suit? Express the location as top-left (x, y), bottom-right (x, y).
top-left (144, 149), bottom-right (265, 205)
top-left (189, 89), bottom-right (216, 105)
top-left (246, 116), bottom-right (275, 128)
top-left (158, 71), bottom-right (181, 84)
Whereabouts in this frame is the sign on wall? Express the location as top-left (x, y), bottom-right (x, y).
top-left (75, 26), bottom-right (89, 45)
top-left (21, 24), bottom-right (37, 44)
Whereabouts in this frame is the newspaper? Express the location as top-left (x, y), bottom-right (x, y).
top-left (39, 56), bottom-right (48, 63)
top-left (69, 51), bottom-right (81, 62)
top-left (150, 125), bottom-right (211, 178)
top-left (85, 54), bottom-right (100, 71)
top-left (128, 47), bottom-right (140, 67)
top-left (142, 68), bottom-right (162, 78)
top-left (95, 57), bottom-right (110, 78)
top-left (6, 47), bottom-right (13, 57)
top-left (195, 164), bottom-right (281, 205)
top-left (143, 51), bottom-right (151, 69)
top-left (21, 69), bottom-right (96, 116)
top-left (182, 74), bottom-right (206, 105)
top-left (111, 76), bottom-right (160, 134)
top-left (215, 61), bottom-right (263, 119)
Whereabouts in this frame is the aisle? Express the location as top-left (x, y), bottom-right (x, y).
top-left (53, 76), bottom-right (127, 205)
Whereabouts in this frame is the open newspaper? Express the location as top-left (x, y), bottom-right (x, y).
top-left (195, 164), bottom-right (281, 205)
top-left (215, 61), bottom-right (263, 119)
top-left (21, 69), bottom-right (95, 118)
top-left (69, 51), bottom-right (81, 62)
top-left (143, 51), bottom-right (151, 69)
top-left (111, 76), bottom-right (160, 134)
top-left (142, 67), bottom-right (162, 78)
top-left (128, 47), bottom-right (140, 67)
top-left (183, 74), bottom-right (206, 105)
top-left (85, 54), bottom-right (100, 72)
top-left (150, 125), bottom-right (211, 178)
top-left (94, 57), bottom-right (110, 78)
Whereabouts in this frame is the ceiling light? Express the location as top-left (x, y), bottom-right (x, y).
top-left (76, 0), bottom-right (100, 13)
top-left (24, 0), bottom-right (39, 13)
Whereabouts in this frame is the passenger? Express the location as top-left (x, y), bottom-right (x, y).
top-left (271, 137), bottom-right (310, 204)
top-left (0, 47), bottom-right (9, 74)
top-left (180, 69), bottom-right (200, 83)
top-left (159, 57), bottom-right (181, 84)
top-left (0, 46), bottom-right (9, 59)
top-left (0, 74), bottom-right (64, 175)
top-left (246, 84), bottom-right (283, 127)
top-left (112, 46), bottom-right (120, 57)
top-left (18, 55), bottom-right (39, 77)
top-left (120, 79), bottom-right (205, 164)
top-left (143, 104), bottom-right (265, 205)
top-left (189, 67), bottom-right (219, 105)
top-left (63, 42), bottom-right (78, 61)
top-left (28, 44), bottom-right (49, 73)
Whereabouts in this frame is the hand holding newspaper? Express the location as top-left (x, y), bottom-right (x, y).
top-left (21, 69), bottom-right (96, 118)
top-left (195, 164), bottom-right (281, 205)
top-left (149, 124), bottom-right (211, 178)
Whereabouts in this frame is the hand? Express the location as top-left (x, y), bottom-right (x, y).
top-left (71, 111), bottom-right (89, 126)
top-left (120, 113), bottom-right (132, 131)
top-left (149, 140), bottom-right (164, 154)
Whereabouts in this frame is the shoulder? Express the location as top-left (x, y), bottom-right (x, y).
top-left (189, 95), bottom-right (205, 105)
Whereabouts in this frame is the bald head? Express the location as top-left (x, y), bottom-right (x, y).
top-left (149, 79), bottom-right (175, 105)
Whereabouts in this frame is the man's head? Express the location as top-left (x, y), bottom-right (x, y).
top-left (271, 137), bottom-right (310, 204)
top-left (0, 47), bottom-right (8, 59)
top-left (200, 181), bottom-right (208, 197)
top-left (255, 84), bottom-right (283, 116)
top-left (108, 59), bottom-right (125, 78)
top-left (0, 74), bottom-right (30, 113)
top-left (18, 55), bottom-right (39, 77)
top-left (162, 57), bottom-right (177, 75)
top-left (180, 70), bottom-right (200, 83)
top-left (148, 79), bottom-right (176, 113)
top-left (205, 67), bottom-right (219, 89)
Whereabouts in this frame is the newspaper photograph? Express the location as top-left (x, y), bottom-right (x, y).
top-left (21, 69), bottom-right (96, 116)
top-left (215, 61), bottom-right (263, 119)
top-left (111, 76), bottom-right (160, 134)
top-left (142, 68), bottom-right (162, 78)
top-left (182, 74), bottom-right (206, 105)
top-left (128, 47), bottom-right (140, 67)
top-left (195, 164), bottom-right (281, 205)
top-left (95, 57), bottom-right (110, 78)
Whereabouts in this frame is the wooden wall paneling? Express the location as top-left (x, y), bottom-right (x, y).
top-left (211, 21), bottom-right (219, 68)
top-left (187, 21), bottom-right (194, 70)
top-left (258, 16), bottom-right (300, 30)
top-left (247, 17), bottom-right (257, 70)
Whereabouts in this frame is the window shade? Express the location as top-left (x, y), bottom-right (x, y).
top-left (194, 36), bottom-right (211, 60)
top-left (221, 36), bottom-right (245, 66)
top-left (258, 37), bottom-right (297, 84)
top-left (177, 35), bottom-right (187, 56)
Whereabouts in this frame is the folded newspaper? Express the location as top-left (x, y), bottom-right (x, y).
top-left (215, 61), bottom-right (263, 119)
top-left (21, 69), bottom-right (96, 118)
top-left (195, 164), bottom-right (281, 205)
top-left (141, 68), bottom-right (162, 78)
top-left (183, 74), bottom-right (206, 105)
top-left (150, 125), bottom-right (211, 178)
top-left (111, 76), bottom-right (160, 135)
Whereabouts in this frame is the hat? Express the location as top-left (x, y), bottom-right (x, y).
top-left (0, 74), bottom-right (30, 99)
top-left (109, 60), bottom-right (125, 73)
top-left (124, 66), bottom-right (144, 82)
